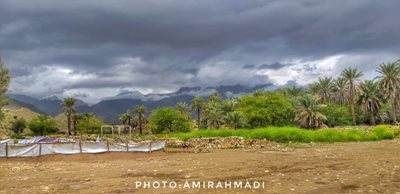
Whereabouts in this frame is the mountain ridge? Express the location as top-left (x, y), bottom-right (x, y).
top-left (6, 83), bottom-right (276, 122)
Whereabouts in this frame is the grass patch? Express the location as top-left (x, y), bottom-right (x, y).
top-left (157, 125), bottom-right (400, 143)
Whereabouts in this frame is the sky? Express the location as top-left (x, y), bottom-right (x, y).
top-left (0, 0), bottom-right (399, 103)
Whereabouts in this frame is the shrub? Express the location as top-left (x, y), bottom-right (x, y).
top-left (9, 116), bottom-right (27, 135)
top-left (319, 103), bottom-right (352, 127)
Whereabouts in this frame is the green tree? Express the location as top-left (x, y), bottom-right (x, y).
top-left (150, 107), bottom-right (190, 134)
top-left (237, 92), bottom-right (295, 127)
top-left (225, 112), bottom-right (246, 129)
top-left (205, 101), bottom-right (224, 129)
top-left (358, 80), bottom-right (382, 125)
top-left (0, 57), bottom-right (10, 122)
top-left (61, 97), bottom-right (76, 135)
top-left (341, 67), bottom-right (363, 125)
top-left (10, 116), bottom-right (27, 135)
top-left (119, 110), bottom-right (133, 125)
top-left (135, 105), bottom-right (147, 134)
top-left (191, 96), bottom-right (204, 129)
top-left (175, 102), bottom-right (190, 118)
top-left (295, 95), bottom-right (327, 129)
top-left (333, 77), bottom-right (348, 105)
top-left (207, 92), bottom-right (222, 103)
top-left (76, 114), bottom-right (104, 134)
top-left (313, 77), bottom-right (335, 103)
top-left (377, 62), bottom-right (400, 124)
top-left (72, 113), bottom-right (84, 135)
top-left (319, 103), bottom-right (352, 127)
top-left (29, 115), bottom-right (58, 135)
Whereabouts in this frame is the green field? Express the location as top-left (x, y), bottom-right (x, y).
top-left (158, 125), bottom-right (400, 143)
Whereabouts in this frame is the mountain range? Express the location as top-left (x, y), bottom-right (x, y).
top-left (7, 83), bottom-right (276, 123)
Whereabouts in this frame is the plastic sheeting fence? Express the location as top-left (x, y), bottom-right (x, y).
top-left (0, 140), bottom-right (166, 157)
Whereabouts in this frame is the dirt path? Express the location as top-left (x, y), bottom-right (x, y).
top-left (1, 140), bottom-right (400, 193)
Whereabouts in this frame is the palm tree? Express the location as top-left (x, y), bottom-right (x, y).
top-left (72, 113), bottom-right (84, 135)
top-left (295, 95), bottom-right (327, 129)
top-left (61, 97), bottom-right (76, 135)
top-left (135, 105), bottom-right (147, 134)
top-left (205, 101), bottom-right (224, 129)
top-left (313, 77), bottom-right (335, 103)
top-left (225, 112), bottom-right (245, 129)
top-left (376, 62), bottom-right (400, 124)
top-left (175, 102), bottom-right (190, 117)
top-left (285, 86), bottom-right (303, 99)
top-left (341, 68), bottom-right (363, 125)
top-left (333, 77), bottom-right (348, 105)
top-left (119, 110), bottom-right (133, 125)
top-left (191, 96), bottom-right (203, 129)
top-left (221, 99), bottom-right (236, 115)
top-left (358, 80), bottom-right (382, 125)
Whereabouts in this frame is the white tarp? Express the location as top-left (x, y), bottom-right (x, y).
top-left (0, 140), bottom-right (166, 157)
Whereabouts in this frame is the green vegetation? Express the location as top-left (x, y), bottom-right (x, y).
top-left (9, 116), bottom-right (27, 135)
top-left (150, 107), bottom-right (191, 134)
top-left (28, 115), bottom-right (58, 135)
top-left (0, 57), bottom-right (10, 123)
top-left (159, 125), bottom-right (400, 143)
top-left (237, 92), bottom-right (294, 127)
top-left (61, 97), bottom-right (76, 135)
top-left (76, 113), bottom-right (104, 134)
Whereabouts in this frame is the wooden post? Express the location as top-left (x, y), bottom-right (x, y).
top-left (163, 140), bottom-right (167, 153)
top-left (79, 140), bottom-right (82, 154)
top-left (101, 127), bottom-right (103, 138)
top-left (126, 141), bottom-right (129, 152)
top-left (5, 142), bottom-right (8, 158)
top-left (118, 126), bottom-right (121, 136)
top-left (39, 143), bottom-right (42, 156)
top-left (107, 141), bottom-right (110, 152)
top-left (149, 141), bottom-right (153, 153)
top-left (129, 126), bottom-right (132, 137)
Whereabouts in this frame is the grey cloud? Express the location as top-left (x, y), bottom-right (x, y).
top-left (0, 0), bottom-right (399, 102)
top-left (258, 63), bottom-right (288, 70)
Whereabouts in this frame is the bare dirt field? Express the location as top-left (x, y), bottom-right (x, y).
top-left (1, 140), bottom-right (400, 194)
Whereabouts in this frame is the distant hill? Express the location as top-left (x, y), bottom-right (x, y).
top-left (0, 107), bottom-right (40, 136)
top-left (6, 83), bottom-right (276, 123)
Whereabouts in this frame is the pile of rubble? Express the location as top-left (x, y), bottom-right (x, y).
top-left (164, 137), bottom-right (293, 152)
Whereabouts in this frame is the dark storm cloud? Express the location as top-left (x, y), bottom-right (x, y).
top-left (0, 0), bottom-right (399, 102)
top-left (258, 63), bottom-right (288, 70)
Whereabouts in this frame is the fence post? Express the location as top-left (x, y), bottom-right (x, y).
top-left (107, 141), bottom-right (110, 152)
top-left (126, 141), bottom-right (129, 152)
top-left (39, 143), bottom-right (42, 156)
top-left (79, 140), bottom-right (82, 154)
top-left (5, 142), bottom-right (8, 158)
top-left (163, 140), bottom-right (167, 153)
top-left (149, 141), bottom-right (153, 153)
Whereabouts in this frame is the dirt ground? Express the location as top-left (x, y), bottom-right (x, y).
top-left (1, 140), bottom-right (400, 194)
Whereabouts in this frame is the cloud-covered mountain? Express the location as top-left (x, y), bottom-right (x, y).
top-left (7, 83), bottom-right (275, 122)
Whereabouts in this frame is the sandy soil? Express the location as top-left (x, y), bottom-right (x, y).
top-left (1, 140), bottom-right (400, 194)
